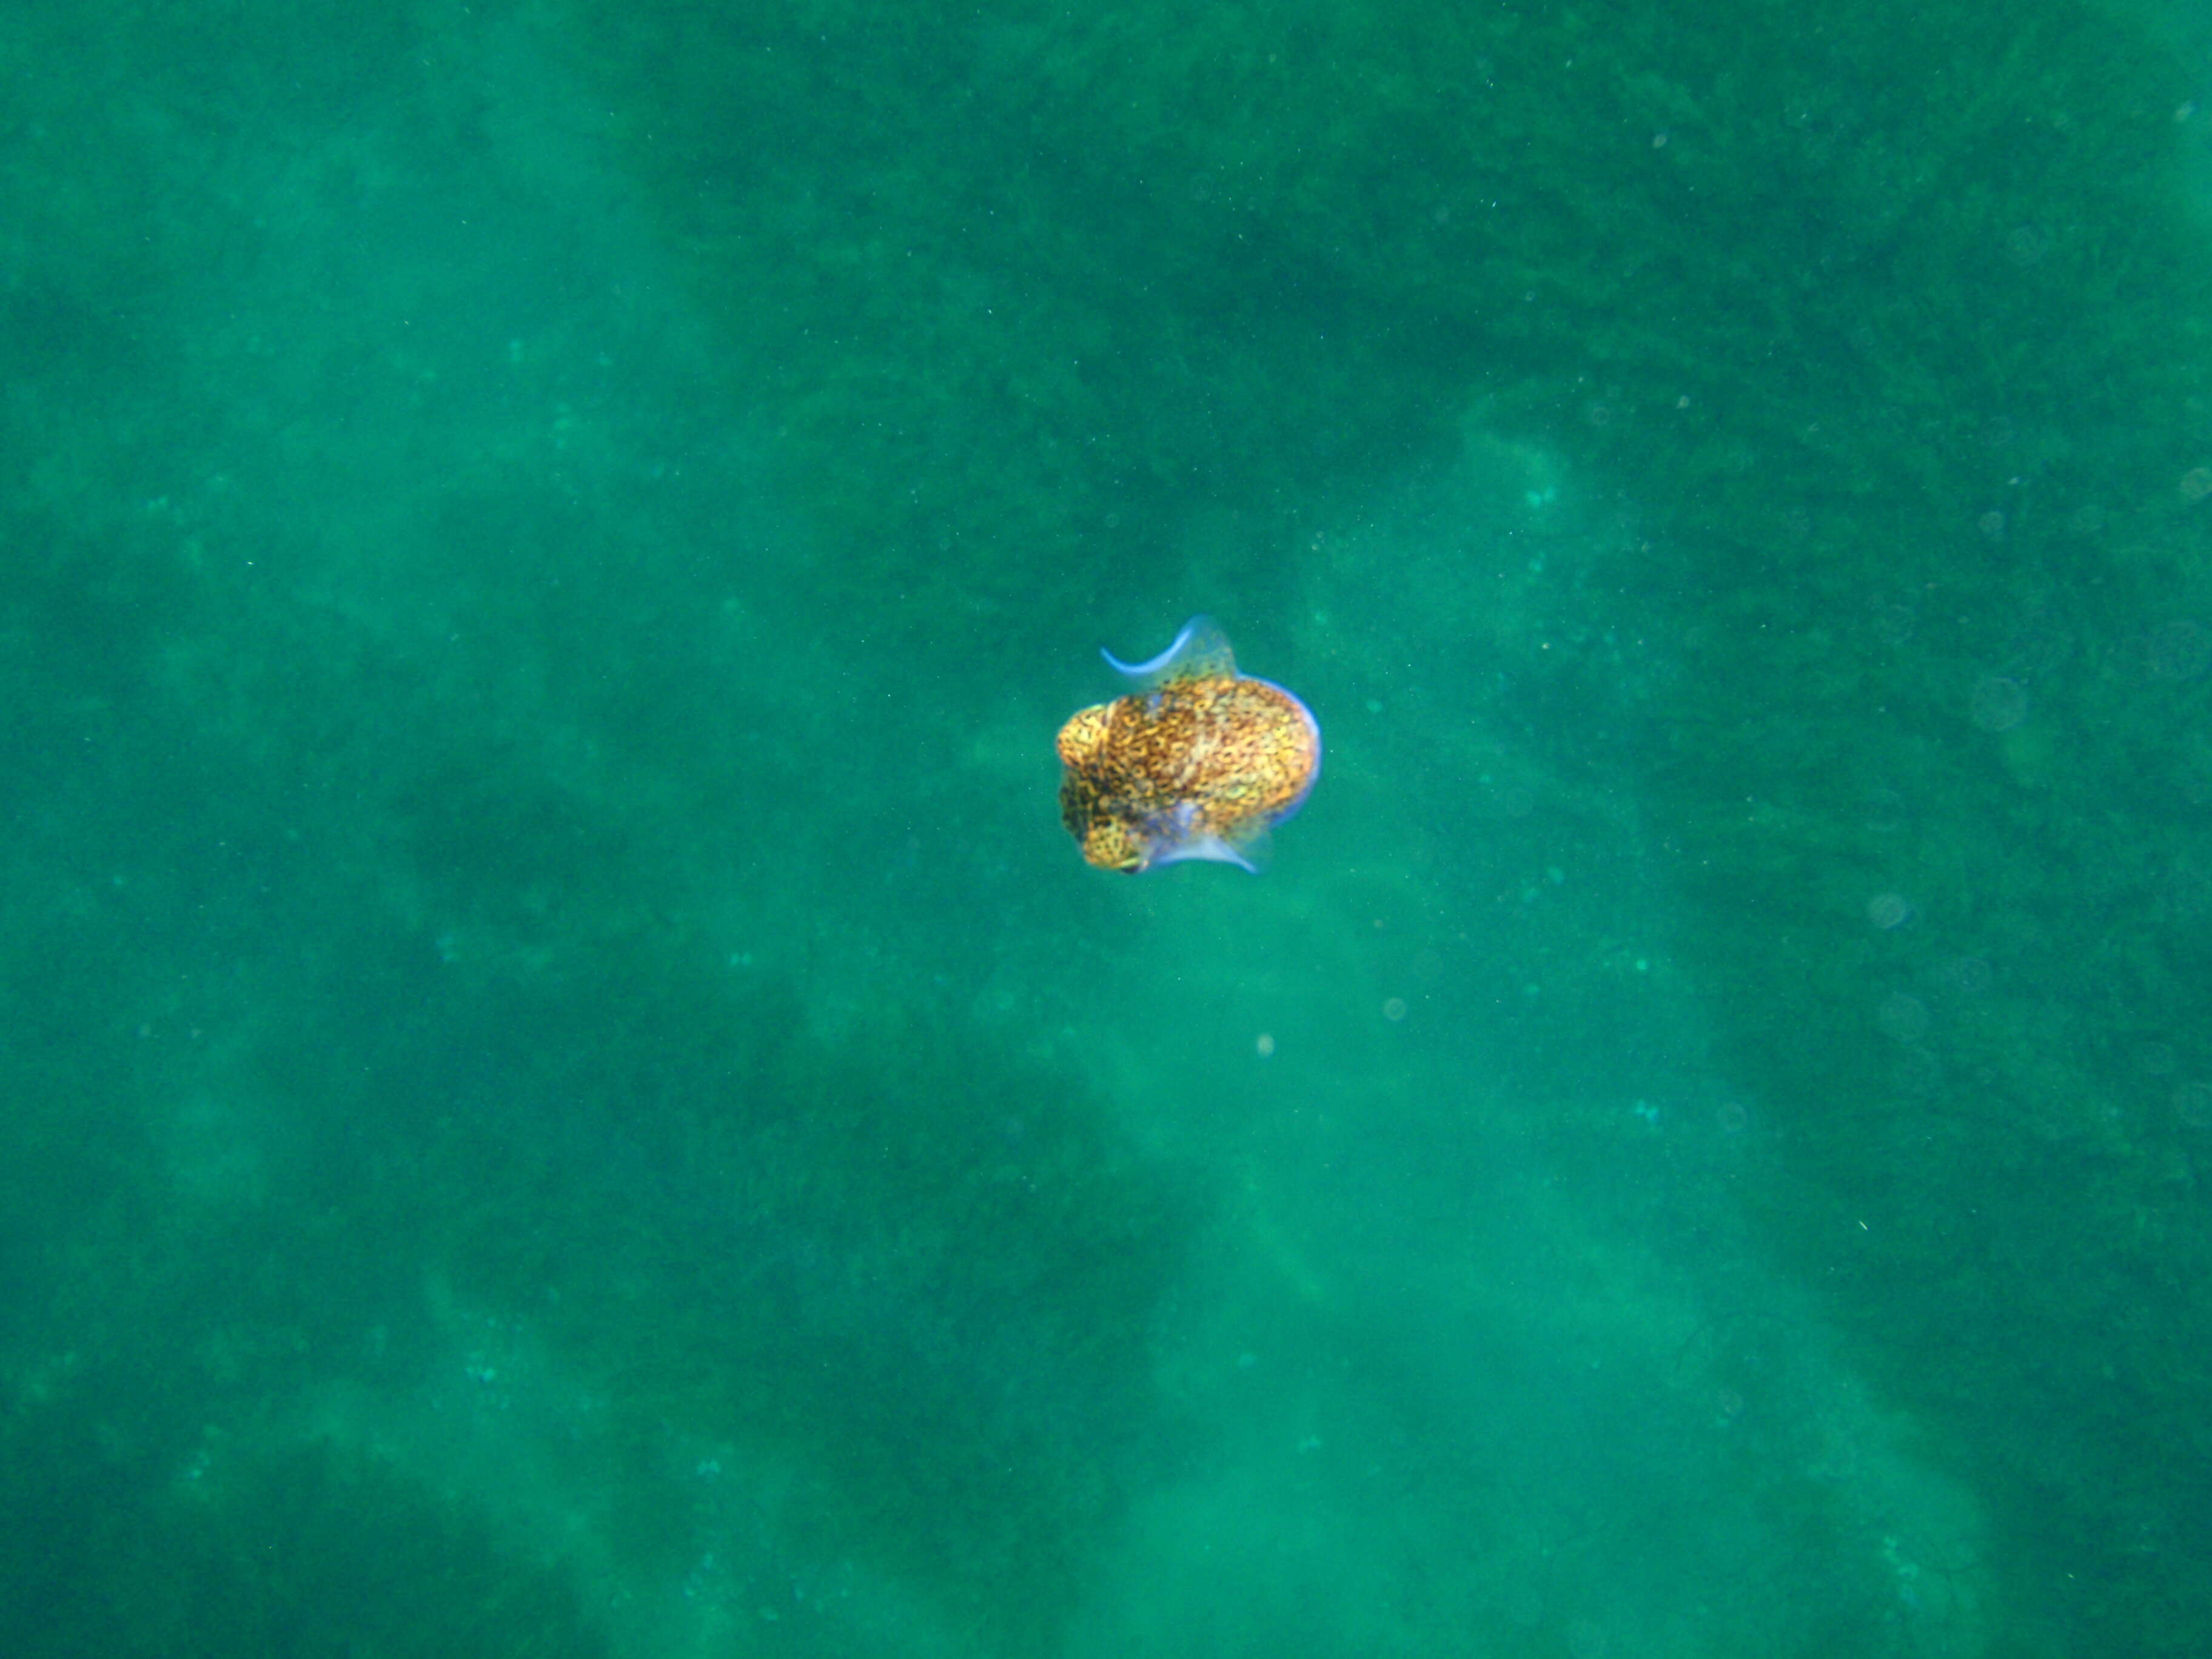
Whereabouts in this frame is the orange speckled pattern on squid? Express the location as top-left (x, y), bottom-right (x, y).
top-left (1056, 616), bottom-right (1321, 873)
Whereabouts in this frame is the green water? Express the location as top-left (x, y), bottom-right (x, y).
top-left (5, 1), bottom-right (2212, 1653)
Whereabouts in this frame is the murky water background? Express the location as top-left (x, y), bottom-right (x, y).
top-left (5, 2), bottom-right (2212, 1653)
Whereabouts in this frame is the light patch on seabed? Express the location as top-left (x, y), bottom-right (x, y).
top-left (1056, 437), bottom-right (1989, 1657)
top-left (1064, 1137), bottom-right (1989, 1659)
top-left (261, 1276), bottom-right (975, 1659)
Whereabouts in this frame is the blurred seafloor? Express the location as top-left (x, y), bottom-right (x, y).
top-left (5, 1), bottom-right (2212, 1655)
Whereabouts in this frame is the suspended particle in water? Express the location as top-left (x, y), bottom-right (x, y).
top-left (2174, 1081), bottom-right (2212, 1130)
top-left (2147, 620), bottom-right (2211, 682)
top-left (1969, 674), bottom-right (2029, 732)
top-left (1877, 991), bottom-right (1931, 1042)
top-left (1867, 891), bottom-right (1913, 930)
top-left (1892, 1045), bottom-right (1944, 1096)
top-left (1861, 788), bottom-right (1909, 835)
top-left (1870, 600), bottom-right (1917, 648)
top-left (1933, 954), bottom-right (1992, 997)
top-left (2004, 224), bottom-right (2051, 267)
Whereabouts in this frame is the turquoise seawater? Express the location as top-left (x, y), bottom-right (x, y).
top-left (5, 2), bottom-right (2212, 1654)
